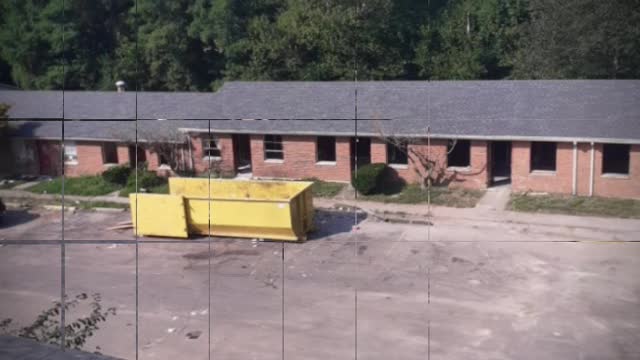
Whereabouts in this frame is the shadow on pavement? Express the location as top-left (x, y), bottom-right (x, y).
top-left (0, 210), bottom-right (40, 229)
top-left (308, 209), bottom-right (367, 241)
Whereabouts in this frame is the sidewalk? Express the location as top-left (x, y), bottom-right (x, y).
top-left (313, 197), bottom-right (640, 235)
top-left (3, 188), bottom-right (639, 235)
top-left (0, 189), bottom-right (130, 205)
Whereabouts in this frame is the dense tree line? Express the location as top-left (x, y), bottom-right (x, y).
top-left (0, 0), bottom-right (638, 91)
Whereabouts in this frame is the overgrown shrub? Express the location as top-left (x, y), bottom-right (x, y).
top-left (126, 169), bottom-right (164, 190)
top-left (120, 169), bottom-right (167, 197)
top-left (351, 163), bottom-right (388, 195)
top-left (101, 165), bottom-right (130, 185)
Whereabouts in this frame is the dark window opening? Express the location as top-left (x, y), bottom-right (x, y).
top-left (103, 143), bottom-right (118, 164)
top-left (447, 140), bottom-right (470, 167)
top-left (387, 142), bottom-right (408, 165)
top-left (530, 142), bottom-right (556, 171)
top-left (316, 136), bottom-right (336, 162)
top-left (202, 136), bottom-right (221, 158)
top-left (159, 154), bottom-right (169, 166)
top-left (264, 135), bottom-right (284, 160)
top-left (602, 144), bottom-right (630, 174)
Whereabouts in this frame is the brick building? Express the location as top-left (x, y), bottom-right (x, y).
top-left (2, 80), bottom-right (639, 199)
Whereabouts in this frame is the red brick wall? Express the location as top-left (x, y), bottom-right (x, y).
top-left (511, 141), bottom-right (640, 199)
top-left (512, 141), bottom-right (574, 194)
top-left (191, 133), bottom-right (235, 175)
top-left (250, 135), bottom-right (351, 182)
top-left (592, 144), bottom-right (640, 199)
top-left (117, 145), bottom-right (130, 166)
top-left (369, 138), bottom-right (489, 189)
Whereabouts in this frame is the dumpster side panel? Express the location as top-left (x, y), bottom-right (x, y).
top-left (129, 194), bottom-right (189, 238)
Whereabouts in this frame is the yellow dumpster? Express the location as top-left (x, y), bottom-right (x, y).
top-left (129, 178), bottom-right (314, 241)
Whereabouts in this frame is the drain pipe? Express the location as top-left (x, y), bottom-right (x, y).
top-left (589, 142), bottom-right (595, 196)
top-left (572, 141), bottom-right (578, 195)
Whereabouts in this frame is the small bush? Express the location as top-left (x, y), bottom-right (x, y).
top-left (102, 165), bottom-right (130, 185)
top-left (351, 163), bottom-right (388, 195)
top-left (120, 169), bottom-right (167, 197)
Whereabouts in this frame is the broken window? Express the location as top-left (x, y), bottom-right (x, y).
top-left (63, 141), bottom-right (78, 164)
top-left (447, 140), bottom-right (470, 167)
top-left (602, 144), bottom-right (630, 174)
top-left (264, 135), bottom-right (284, 160)
top-left (530, 142), bottom-right (556, 171)
top-left (316, 136), bottom-right (336, 162)
top-left (159, 154), bottom-right (169, 166)
top-left (202, 136), bottom-right (221, 158)
top-left (102, 143), bottom-right (119, 164)
top-left (386, 141), bottom-right (408, 165)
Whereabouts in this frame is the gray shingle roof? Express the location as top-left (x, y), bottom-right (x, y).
top-left (3, 80), bottom-right (640, 143)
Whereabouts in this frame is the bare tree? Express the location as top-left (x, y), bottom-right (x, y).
top-left (373, 121), bottom-right (484, 189)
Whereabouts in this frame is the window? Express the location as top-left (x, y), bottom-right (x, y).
top-left (316, 136), bottom-right (336, 162)
top-left (64, 141), bottom-right (77, 164)
top-left (264, 135), bottom-right (284, 160)
top-left (447, 140), bottom-right (470, 167)
top-left (530, 142), bottom-right (556, 171)
top-left (102, 143), bottom-right (119, 164)
top-left (602, 144), bottom-right (630, 175)
top-left (386, 142), bottom-right (408, 165)
top-left (202, 136), bottom-right (221, 158)
top-left (159, 154), bottom-right (169, 166)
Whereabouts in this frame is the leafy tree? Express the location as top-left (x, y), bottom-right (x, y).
top-left (415, 0), bottom-right (528, 79)
top-left (512, 0), bottom-right (640, 79)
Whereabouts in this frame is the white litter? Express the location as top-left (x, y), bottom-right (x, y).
top-left (167, 328), bottom-right (175, 334)
top-left (199, 309), bottom-right (208, 315)
top-left (190, 311), bottom-right (197, 316)
top-left (171, 316), bottom-right (178, 321)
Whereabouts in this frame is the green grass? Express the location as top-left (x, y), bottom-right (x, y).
top-left (26, 176), bottom-right (120, 196)
top-left (119, 180), bottom-right (169, 197)
top-left (303, 178), bottom-right (346, 198)
top-left (362, 184), bottom-right (485, 208)
top-left (509, 193), bottom-right (640, 219)
top-left (73, 201), bottom-right (129, 210)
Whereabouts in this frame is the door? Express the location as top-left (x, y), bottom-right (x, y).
top-left (491, 141), bottom-right (511, 184)
top-left (129, 145), bottom-right (147, 168)
top-left (350, 137), bottom-right (371, 170)
top-left (233, 134), bottom-right (252, 172)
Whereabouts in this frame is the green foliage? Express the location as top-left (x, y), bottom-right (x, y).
top-left (26, 176), bottom-right (120, 196)
top-left (512, 0), bottom-right (640, 79)
top-left (1, 0), bottom-right (638, 89)
top-left (1, 293), bottom-right (116, 351)
top-left (362, 184), bottom-right (484, 207)
top-left (101, 165), bottom-right (130, 186)
top-left (303, 178), bottom-right (346, 198)
top-left (119, 169), bottom-right (167, 196)
top-left (510, 193), bottom-right (640, 219)
top-left (352, 163), bottom-right (388, 195)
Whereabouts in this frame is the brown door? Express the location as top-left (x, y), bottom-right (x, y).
top-left (37, 141), bottom-right (61, 176)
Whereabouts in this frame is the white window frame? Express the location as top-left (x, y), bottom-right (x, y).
top-left (64, 141), bottom-right (78, 165)
top-left (264, 135), bottom-right (284, 161)
top-left (202, 136), bottom-right (221, 159)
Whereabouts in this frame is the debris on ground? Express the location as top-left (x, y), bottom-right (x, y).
top-left (186, 330), bottom-right (202, 340)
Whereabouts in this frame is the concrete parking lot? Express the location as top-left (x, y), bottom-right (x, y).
top-left (1, 208), bottom-right (640, 359)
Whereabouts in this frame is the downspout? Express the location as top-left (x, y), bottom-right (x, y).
top-left (589, 142), bottom-right (595, 197)
top-left (186, 133), bottom-right (194, 172)
top-left (572, 141), bottom-right (578, 195)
